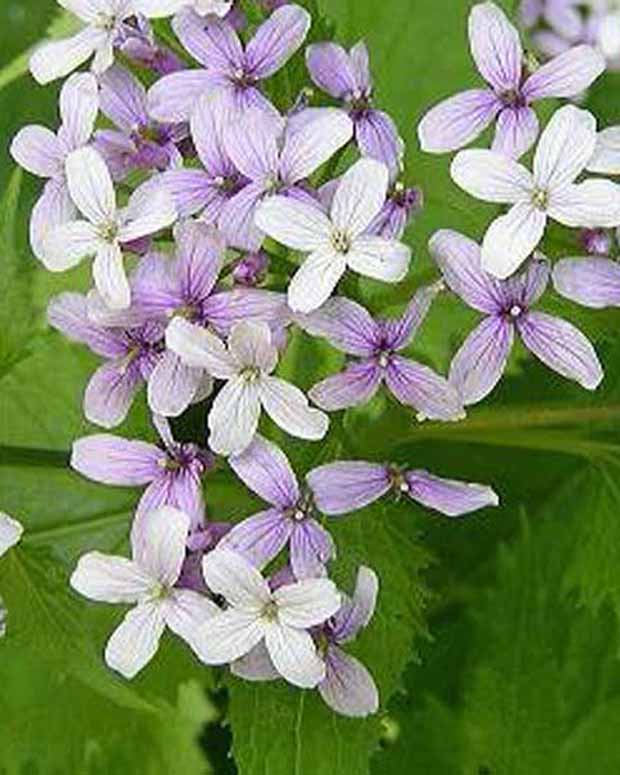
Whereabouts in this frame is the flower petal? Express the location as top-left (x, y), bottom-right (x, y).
top-left (533, 105), bottom-right (596, 190)
top-left (523, 45), bottom-right (605, 101)
top-left (355, 109), bottom-right (404, 178)
top-left (225, 110), bottom-right (280, 181)
top-left (66, 146), bottom-right (116, 224)
top-left (245, 4), bottom-right (311, 79)
top-left (70, 552), bottom-right (153, 603)
top-left (104, 602), bottom-right (166, 679)
top-left (346, 235), bottom-right (410, 283)
top-left (547, 180), bottom-right (620, 229)
top-left (264, 623), bottom-right (325, 688)
top-left (481, 203), bottom-right (547, 279)
top-left (71, 434), bottom-right (161, 486)
top-left (84, 361), bottom-right (143, 429)
top-left (468, 1), bottom-right (522, 91)
top-left (231, 640), bottom-right (280, 681)
top-left (306, 461), bottom-right (391, 516)
top-left (587, 126), bottom-right (620, 175)
top-left (119, 185), bottom-right (177, 243)
top-left (220, 509), bottom-right (293, 570)
top-left (319, 646), bottom-right (379, 717)
top-left (553, 257), bottom-right (620, 308)
top-left (59, 71), bottom-right (100, 148)
top-left (148, 69), bottom-right (215, 123)
top-left (331, 158), bottom-right (389, 236)
top-left (208, 377), bottom-right (262, 456)
top-left (219, 181), bottom-right (266, 252)
top-left (295, 296), bottom-right (380, 356)
top-left (517, 311), bottom-right (603, 390)
top-left (93, 242), bottom-right (130, 310)
top-left (405, 470), bottom-right (500, 516)
top-left (274, 577), bottom-right (341, 629)
top-left (259, 376), bottom-right (329, 441)
top-left (289, 520), bottom-right (336, 580)
top-left (228, 320), bottom-right (278, 372)
top-left (450, 149), bottom-right (533, 203)
top-left (492, 106), bottom-right (539, 160)
top-left (10, 125), bottom-right (63, 178)
top-left (255, 195), bottom-right (332, 251)
top-left (29, 27), bottom-right (105, 85)
top-left (287, 247), bottom-right (347, 314)
top-left (305, 42), bottom-right (357, 99)
top-left (202, 547), bottom-right (270, 609)
top-left (147, 350), bottom-right (204, 418)
top-left (228, 434), bottom-right (299, 508)
top-left (197, 609), bottom-right (266, 664)
top-left (0, 514), bottom-right (23, 557)
top-left (385, 356), bottom-right (465, 421)
top-left (30, 179), bottom-right (76, 261)
top-left (41, 219), bottom-right (100, 273)
top-left (162, 588), bottom-right (220, 656)
top-left (417, 89), bottom-right (501, 154)
top-left (330, 566), bottom-right (378, 643)
top-left (166, 317), bottom-right (236, 378)
top-left (280, 109), bottom-right (353, 184)
top-left (308, 362), bottom-right (382, 411)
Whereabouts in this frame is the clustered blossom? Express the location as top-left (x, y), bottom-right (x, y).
top-left (10, 0), bottom-right (620, 720)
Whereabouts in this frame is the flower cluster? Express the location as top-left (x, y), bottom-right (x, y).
top-left (8, 0), bottom-right (619, 718)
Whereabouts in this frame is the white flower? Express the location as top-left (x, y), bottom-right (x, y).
top-left (588, 126), bottom-right (620, 176)
top-left (451, 105), bottom-right (620, 278)
top-left (0, 513), bottom-right (23, 557)
top-left (197, 548), bottom-right (341, 688)
top-left (29, 0), bottom-right (184, 84)
top-left (166, 318), bottom-right (329, 456)
top-left (42, 147), bottom-right (177, 309)
top-left (255, 158), bottom-right (412, 313)
top-left (177, 0), bottom-right (232, 15)
top-left (599, 8), bottom-right (620, 64)
top-left (70, 506), bottom-right (219, 679)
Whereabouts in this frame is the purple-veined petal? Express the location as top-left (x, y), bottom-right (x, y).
top-left (280, 109), bottom-right (353, 184)
top-left (132, 505), bottom-right (190, 586)
top-left (228, 320), bottom-right (278, 372)
top-left (30, 179), bottom-right (76, 261)
top-left (208, 377), bottom-right (262, 456)
top-left (92, 242), bottom-right (130, 310)
top-left (255, 195), bottom-right (331, 251)
top-left (147, 350), bottom-right (203, 417)
top-left (346, 235), bottom-right (410, 283)
top-left (220, 181), bottom-right (267, 252)
top-left (264, 623), bottom-right (325, 688)
top-left (553, 257), bottom-right (620, 308)
top-left (99, 65), bottom-right (148, 133)
top-left (287, 247), bottom-right (346, 313)
top-left (70, 552), bottom-right (153, 604)
top-left (517, 311), bottom-right (603, 390)
top-left (231, 640), bottom-right (280, 681)
top-left (295, 296), bottom-right (380, 356)
top-left (449, 315), bottom-right (514, 405)
top-left (383, 282), bottom-right (443, 351)
top-left (197, 608), bottom-right (265, 664)
top-left (10, 125), bottom-right (63, 178)
top-left (148, 69), bottom-right (215, 123)
top-left (58, 70), bottom-right (99, 149)
top-left (174, 10), bottom-right (243, 71)
top-left (355, 109), bottom-right (403, 179)
top-left (190, 91), bottom-right (234, 174)
top-left (468, 1), bottom-right (522, 91)
top-left (481, 203), bottom-right (547, 279)
top-left (417, 89), bottom-right (501, 154)
top-left (450, 149), bottom-right (533, 203)
top-left (533, 105), bottom-right (596, 190)
top-left (331, 158), bottom-right (389, 237)
top-left (600, 11), bottom-right (620, 61)
top-left (512, 254), bottom-right (550, 306)
top-left (245, 4), bottom-right (311, 79)
top-left (522, 45), bottom-right (605, 100)
top-left (203, 288), bottom-right (291, 335)
top-left (176, 219), bottom-right (224, 302)
top-left (228, 434), bottom-right (299, 508)
top-left (162, 169), bottom-right (218, 218)
top-left (289, 519), bottom-right (335, 579)
top-left (330, 566), bottom-right (378, 643)
top-left (428, 229), bottom-right (504, 313)
top-left (47, 291), bottom-right (125, 358)
top-left (202, 547), bottom-right (271, 608)
top-left (547, 179), bottom-right (620, 229)
top-left (166, 317), bottom-right (236, 377)
top-left (492, 106), bottom-right (539, 160)
top-left (71, 434), bottom-right (161, 485)
top-left (350, 40), bottom-right (371, 92)
top-left (104, 602), bottom-right (166, 679)
top-left (119, 185), bottom-right (177, 243)
top-left (259, 376), bottom-right (329, 440)
top-left (385, 355), bottom-right (464, 421)
top-left (66, 146), bottom-right (116, 224)
top-left (305, 42), bottom-right (357, 99)
top-left (225, 111), bottom-right (281, 181)
top-left (307, 461), bottom-right (391, 516)
top-left (84, 360), bottom-right (143, 429)
top-left (220, 509), bottom-right (293, 569)
top-left (134, 468), bottom-right (205, 535)
top-left (319, 646), bottom-right (379, 718)
top-left (308, 361), bottom-right (382, 411)
top-left (405, 470), bottom-right (500, 516)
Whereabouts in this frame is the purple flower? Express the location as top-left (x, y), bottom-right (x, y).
top-left (218, 108), bottom-right (353, 250)
top-left (71, 415), bottom-right (213, 537)
top-left (417, 2), bottom-right (604, 158)
top-left (178, 520), bottom-right (233, 592)
top-left (366, 183), bottom-right (423, 240)
top-left (148, 4), bottom-right (311, 123)
top-left (296, 285), bottom-right (465, 421)
top-left (553, 256), bottom-right (620, 309)
top-left (47, 291), bottom-right (165, 428)
top-left (233, 251), bottom-right (270, 286)
top-left (221, 435), bottom-right (336, 579)
top-left (430, 229), bottom-right (604, 404)
top-left (128, 220), bottom-right (290, 415)
top-left (232, 566), bottom-right (380, 718)
top-left (117, 15), bottom-right (185, 75)
top-left (10, 73), bottom-right (98, 260)
top-left (94, 66), bottom-right (187, 182)
top-left (306, 40), bottom-right (404, 178)
top-left (579, 228), bottom-right (613, 256)
top-left (307, 461), bottom-right (499, 518)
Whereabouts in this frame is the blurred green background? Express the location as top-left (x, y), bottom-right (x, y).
top-left (2, 1), bottom-right (620, 773)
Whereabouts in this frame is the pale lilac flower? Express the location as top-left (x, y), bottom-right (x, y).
top-left (233, 251), bottom-right (269, 286)
top-left (178, 521), bottom-right (232, 592)
top-left (29, 0), bottom-right (185, 84)
top-left (221, 435), bottom-right (336, 578)
top-left (42, 147), bottom-right (177, 309)
top-left (451, 105), bottom-right (620, 278)
top-left (71, 415), bottom-right (212, 536)
top-left (256, 158), bottom-right (412, 313)
top-left (579, 227), bottom-right (613, 255)
top-left (307, 461), bottom-right (499, 518)
top-left (366, 183), bottom-right (423, 240)
top-left (587, 125), bottom-right (620, 175)
top-left (94, 66), bottom-right (187, 182)
top-left (0, 513), bottom-right (23, 558)
top-left (196, 548), bottom-right (341, 688)
top-left (430, 229), bottom-right (604, 402)
top-left (553, 256), bottom-right (620, 308)
top-left (48, 291), bottom-right (165, 428)
top-left (297, 285), bottom-right (464, 422)
top-left (128, 221), bottom-right (290, 416)
top-left (117, 15), bottom-right (185, 74)
top-left (10, 73), bottom-right (98, 260)
top-left (167, 319), bottom-right (328, 455)
top-left (219, 108), bottom-right (353, 250)
top-left (418, 2), bottom-right (604, 158)
top-left (306, 40), bottom-right (404, 177)
top-left (232, 566), bottom-right (380, 718)
top-left (148, 4), bottom-right (310, 123)
top-left (70, 506), bottom-right (219, 679)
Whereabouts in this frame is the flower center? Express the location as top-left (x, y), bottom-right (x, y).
top-left (500, 88), bottom-right (526, 108)
top-left (242, 366), bottom-right (261, 383)
top-left (150, 581), bottom-right (171, 601)
top-left (387, 465), bottom-right (409, 495)
top-left (262, 600), bottom-right (279, 622)
top-left (377, 351), bottom-right (392, 369)
top-left (509, 304), bottom-right (523, 319)
top-left (331, 229), bottom-right (351, 254)
top-left (98, 220), bottom-right (120, 242)
top-left (531, 188), bottom-right (549, 211)
top-left (94, 12), bottom-right (117, 32)
top-left (232, 67), bottom-right (256, 89)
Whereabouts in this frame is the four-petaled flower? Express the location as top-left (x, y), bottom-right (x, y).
top-left (70, 506), bottom-right (220, 679)
top-left (418, 1), bottom-right (605, 158)
top-left (451, 105), bottom-right (620, 278)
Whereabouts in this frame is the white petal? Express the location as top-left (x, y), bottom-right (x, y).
top-left (165, 317), bottom-right (236, 378)
top-left (29, 26), bottom-right (105, 85)
top-left (548, 180), bottom-right (620, 228)
top-left (533, 105), bottom-right (597, 190)
top-left (450, 149), bottom-right (533, 203)
top-left (70, 551), bottom-right (154, 603)
top-left (287, 247), bottom-right (347, 313)
top-left (481, 203), bottom-right (547, 279)
top-left (162, 589), bottom-right (220, 656)
top-left (118, 187), bottom-right (177, 243)
top-left (600, 11), bottom-right (620, 61)
top-left (228, 321), bottom-right (278, 372)
top-left (10, 125), bottom-right (63, 178)
top-left (131, 506), bottom-right (190, 586)
top-left (208, 376), bottom-right (262, 456)
top-left (196, 609), bottom-right (265, 664)
top-left (274, 578), bottom-right (341, 628)
top-left (264, 623), bottom-right (325, 688)
top-left (319, 647), bottom-right (379, 718)
top-left (66, 146), bottom-right (116, 224)
top-left (347, 235), bottom-right (410, 283)
top-left (93, 242), bottom-right (130, 310)
top-left (105, 602), bottom-right (166, 679)
top-left (202, 548), bottom-right (270, 609)
top-left (59, 71), bottom-right (100, 148)
top-left (331, 158), bottom-right (389, 237)
top-left (41, 220), bottom-right (100, 271)
top-left (255, 195), bottom-right (332, 251)
top-left (588, 127), bottom-right (620, 175)
top-left (259, 376), bottom-right (329, 441)
top-left (0, 514), bottom-right (23, 557)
